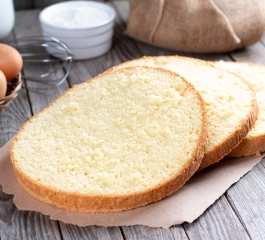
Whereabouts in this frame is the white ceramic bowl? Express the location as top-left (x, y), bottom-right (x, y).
top-left (39, 1), bottom-right (116, 60)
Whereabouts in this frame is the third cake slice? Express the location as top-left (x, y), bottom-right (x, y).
top-left (214, 61), bottom-right (265, 157)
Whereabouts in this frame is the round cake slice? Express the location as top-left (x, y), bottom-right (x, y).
top-left (213, 61), bottom-right (265, 157)
top-left (11, 66), bottom-right (208, 213)
top-left (114, 56), bottom-right (258, 170)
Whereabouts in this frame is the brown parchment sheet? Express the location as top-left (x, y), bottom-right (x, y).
top-left (0, 139), bottom-right (263, 229)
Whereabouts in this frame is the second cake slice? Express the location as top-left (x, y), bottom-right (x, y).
top-left (115, 56), bottom-right (258, 170)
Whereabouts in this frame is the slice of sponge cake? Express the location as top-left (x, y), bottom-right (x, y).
top-left (214, 61), bottom-right (265, 157)
top-left (114, 56), bottom-right (258, 170)
top-left (10, 66), bottom-right (208, 213)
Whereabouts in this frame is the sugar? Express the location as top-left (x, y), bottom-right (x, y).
top-left (49, 6), bottom-right (110, 28)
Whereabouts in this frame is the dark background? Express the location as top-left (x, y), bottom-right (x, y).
top-left (14, 0), bottom-right (107, 10)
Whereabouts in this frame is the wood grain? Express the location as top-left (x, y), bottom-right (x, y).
top-left (13, 10), bottom-right (70, 114)
top-left (229, 42), bottom-right (265, 65)
top-left (260, 34), bottom-right (265, 46)
top-left (0, 31), bottom-right (32, 148)
top-left (183, 195), bottom-right (250, 240)
top-left (121, 226), bottom-right (176, 240)
top-left (59, 223), bottom-right (124, 240)
top-left (226, 161), bottom-right (265, 240)
top-left (169, 225), bottom-right (189, 240)
top-left (0, 186), bottom-right (62, 240)
top-left (0, 73), bottom-right (32, 147)
top-left (0, 9), bottom-right (65, 240)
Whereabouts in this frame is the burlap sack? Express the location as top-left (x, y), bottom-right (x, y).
top-left (124, 0), bottom-right (265, 53)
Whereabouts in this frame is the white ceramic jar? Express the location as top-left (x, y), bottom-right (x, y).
top-left (0, 0), bottom-right (15, 39)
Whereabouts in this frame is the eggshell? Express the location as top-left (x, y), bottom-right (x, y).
top-left (0, 43), bottom-right (23, 81)
top-left (0, 70), bottom-right (7, 99)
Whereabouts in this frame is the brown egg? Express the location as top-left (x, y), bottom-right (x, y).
top-left (0, 43), bottom-right (23, 81)
top-left (0, 70), bottom-right (7, 99)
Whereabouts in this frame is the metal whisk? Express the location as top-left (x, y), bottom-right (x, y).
top-left (5, 36), bottom-right (73, 89)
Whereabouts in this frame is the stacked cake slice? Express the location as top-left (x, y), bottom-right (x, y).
top-left (213, 61), bottom-right (265, 157)
top-left (10, 56), bottom-right (263, 213)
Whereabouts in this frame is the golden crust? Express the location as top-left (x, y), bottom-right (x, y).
top-left (10, 66), bottom-right (208, 213)
top-left (213, 61), bottom-right (265, 158)
top-left (228, 135), bottom-right (265, 157)
top-left (198, 95), bottom-right (258, 169)
top-left (198, 61), bottom-right (258, 169)
top-left (114, 56), bottom-right (258, 171)
top-left (213, 62), bottom-right (265, 157)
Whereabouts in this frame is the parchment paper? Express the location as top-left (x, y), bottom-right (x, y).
top-left (0, 139), bottom-right (263, 228)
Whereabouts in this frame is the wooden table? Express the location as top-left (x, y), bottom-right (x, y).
top-left (1, 1), bottom-right (265, 239)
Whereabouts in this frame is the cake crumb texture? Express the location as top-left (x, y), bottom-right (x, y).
top-left (214, 61), bottom-right (265, 157)
top-left (11, 66), bottom-right (207, 212)
top-left (115, 56), bottom-right (257, 170)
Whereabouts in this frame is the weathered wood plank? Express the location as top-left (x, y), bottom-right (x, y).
top-left (59, 223), bottom-right (124, 240)
top-left (229, 41), bottom-right (265, 64)
top-left (134, 40), bottom-right (233, 62)
top-left (0, 9), bottom-right (65, 240)
top-left (0, 32), bottom-right (32, 147)
top-left (0, 31), bottom-right (33, 240)
top-left (0, 86), bottom-right (32, 147)
top-left (170, 225), bottom-right (189, 240)
top-left (0, 186), bottom-right (62, 240)
top-left (0, 30), bottom-right (32, 148)
top-left (121, 226), bottom-right (176, 240)
top-left (225, 161), bottom-right (265, 240)
top-left (182, 195), bottom-right (250, 240)
top-left (13, 10), bottom-right (69, 114)
top-left (260, 34), bottom-right (265, 46)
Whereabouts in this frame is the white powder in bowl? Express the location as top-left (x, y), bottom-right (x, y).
top-left (48, 6), bottom-right (110, 28)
